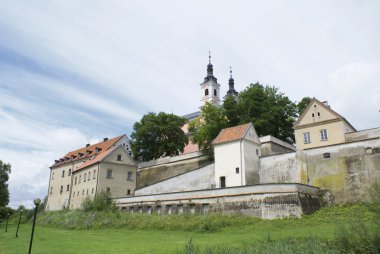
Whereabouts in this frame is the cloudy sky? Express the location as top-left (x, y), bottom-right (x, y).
top-left (1, 1), bottom-right (379, 208)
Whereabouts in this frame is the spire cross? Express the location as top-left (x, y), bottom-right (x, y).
top-left (209, 51), bottom-right (211, 64)
top-left (230, 66), bottom-right (232, 78)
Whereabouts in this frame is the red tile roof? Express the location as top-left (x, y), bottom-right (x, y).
top-left (51, 135), bottom-right (125, 168)
top-left (182, 141), bottom-right (199, 154)
top-left (213, 123), bottom-right (252, 145)
top-left (75, 147), bottom-right (115, 172)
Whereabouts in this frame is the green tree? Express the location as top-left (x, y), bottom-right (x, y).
top-left (222, 95), bottom-right (241, 127)
top-left (0, 160), bottom-right (11, 207)
top-left (297, 96), bottom-right (312, 115)
top-left (228, 83), bottom-right (297, 143)
top-left (188, 103), bottom-right (228, 157)
top-left (131, 112), bottom-right (188, 161)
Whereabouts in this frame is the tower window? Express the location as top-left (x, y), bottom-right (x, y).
top-left (205, 89), bottom-right (209, 96)
top-left (236, 167), bottom-right (239, 174)
top-left (214, 89), bottom-right (217, 96)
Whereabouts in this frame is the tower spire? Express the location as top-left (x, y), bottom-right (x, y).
top-left (200, 52), bottom-right (220, 106)
top-left (225, 65), bottom-right (238, 98)
top-left (205, 51), bottom-right (216, 82)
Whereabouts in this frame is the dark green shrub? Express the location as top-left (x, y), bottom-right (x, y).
top-left (82, 191), bottom-right (115, 211)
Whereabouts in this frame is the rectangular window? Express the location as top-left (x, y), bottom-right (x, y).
top-left (88, 172), bottom-right (91, 181)
top-left (86, 189), bottom-right (88, 195)
top-left (50, 187), bottom-right (53, 194)
top-left (117, 154), bottom-right (122, 161)
top-left (68, 169), bottom-right (71, 176)
top-left (62, 170), bottom-right (65, 177)
top-left (127, 172), bottom-right (133, 180)
top-left (166, 205), bottom-right (172, 215)
top-left (303, 132), bottom-right (311, 144)
top-left (320, 129), bottom-right (328, 141)
top-left (106, 169), bottom-right (113, 178)
top-left (79, 175), bottom-right (82, 183)
top-left (82, 189), bottom-right (84, 195)
top-left (93, 170), bottom-right (96, 179)
top-left (189, 204), bottom-right (196, 214)
top-left (60, 185), bottom-right (63, 194)
top-left (66, 184), bottom-right (70, 191)
top-left (177, 204), bottom-right (183, 214)
top-left (202, 204), bottom-right (209, 214)
top-left (91, 188), bottom-right (94, 194)
top-left (52, 172), bottom-right (55, 180)
top-left (106, 187), bottom-right (110, 192)
top-left (84, 173), bottom-right (87, 182)
top-left (127, 189), bottom-right (131, 195)
top-left (235, 167), bottom-right (239, 174)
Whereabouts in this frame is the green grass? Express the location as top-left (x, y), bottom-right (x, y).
top-left (0, 204), bottom-right (377, 254)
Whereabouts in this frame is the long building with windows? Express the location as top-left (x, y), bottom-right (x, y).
top-left (46, 135), bottom-right (137, 210)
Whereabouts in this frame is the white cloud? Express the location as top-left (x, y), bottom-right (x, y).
top-left (327, 63), bottom-right (380, 130)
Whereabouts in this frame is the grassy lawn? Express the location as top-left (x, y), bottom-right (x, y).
top-left (0, 204), bottom-right (376, 254)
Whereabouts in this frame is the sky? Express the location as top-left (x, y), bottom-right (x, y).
top-left (0, 1), bottom-right (379, 208)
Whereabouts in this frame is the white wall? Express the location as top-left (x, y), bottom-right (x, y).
top-left (214, 141), bottom-right (243, 187)
top-left (135, 163), bottom-right (215, 196)
top-left (242, 139), bottom-right (261, 185)
top-left (260, 152), bottom-right (298, 184)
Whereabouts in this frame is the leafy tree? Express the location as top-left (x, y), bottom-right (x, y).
top-left (131, 112), bottom-right (188, 161)
top-left (222, 95), bottom-right (241, 127)
top-left (226, 83), bottom-right (297, 143)
top-left (188, 103), bottom-right (228, 157)
top-left (0, 160), bottom-right (11, 207)
top-left (297, 96), bottom-right (312, 115)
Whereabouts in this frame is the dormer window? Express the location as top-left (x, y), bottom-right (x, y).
top-left (78, 153), bottom-right (84, 157)
top-left (86, 150), bottom-right (91, 155)
top-left (95, 147), bottom-right (101, 153)
top-left (71, 155), bottom-right (76, 160)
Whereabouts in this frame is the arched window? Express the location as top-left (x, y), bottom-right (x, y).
top-left (214, 89), bottom-right (217, 96)
top-left (205, 89), bottom-right (209, 96)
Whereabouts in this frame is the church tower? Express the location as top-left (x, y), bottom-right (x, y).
top-left (200, 52), bottom-right (221, 106)
top-left (224, 66), bottom-right (238, 99)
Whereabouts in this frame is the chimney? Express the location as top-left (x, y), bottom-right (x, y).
top-left (103, 138), bottom-right (108, 142)
top-left (86, 143), bottom-right (90, 148)
top-left (322, 101), bottom-right (330, 108)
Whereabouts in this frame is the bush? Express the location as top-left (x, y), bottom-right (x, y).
top-left (82, 191), bottom-right (115, 212)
